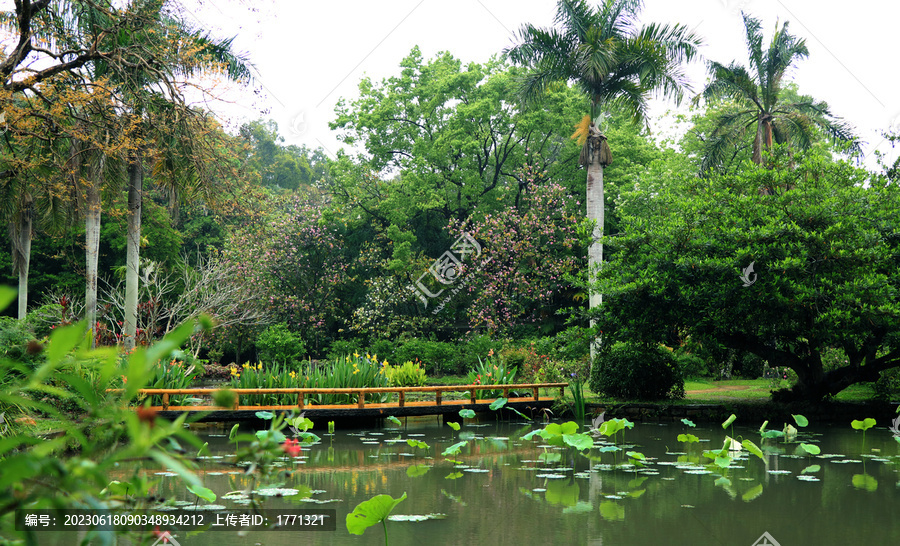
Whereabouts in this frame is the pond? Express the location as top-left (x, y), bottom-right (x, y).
top-left (44, 414), bottom-right (900, 545)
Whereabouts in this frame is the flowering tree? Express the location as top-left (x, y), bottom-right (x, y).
top-left (224, 196), bottom-right (352, 353)
top-left (450, 176), bottom-right (584, 332)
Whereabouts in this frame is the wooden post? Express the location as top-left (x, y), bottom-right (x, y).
top-left (503, 388), bottom-right (509, 399)
top-left (357, 391), bottom-right (365, 409)
top-left (532, 387), bottom-right (539, 401)
top-left (233, 394), bottom-right (239, 410)
top-left (560, 386), bottom-right (565, 398)
top-left (470, 389), bottom-right (477, 404)
top-left (298, 392), bottom-right (304, 410)
top-left (398, 391), bottom-right (405, 407)
top-left (162, 393), bottom-right (169, 410)
top-left (436, 391), bottom-right (442, 406)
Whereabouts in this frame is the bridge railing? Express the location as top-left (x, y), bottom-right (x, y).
top-left (114, 383), bottom-right (569, 410)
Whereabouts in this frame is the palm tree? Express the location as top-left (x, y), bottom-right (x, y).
top-left (504, 0), bottom-right (700, 362)
top-left (696, 12), bottom-right (858, 173)
top-left (49, 0), bottom-right (252, 349)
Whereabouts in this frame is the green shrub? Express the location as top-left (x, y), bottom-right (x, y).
top-left (256, 323), bottom-right (306, 366)
top-left (394, 339), bottom-right (460, 376)
top-left (874, 368), bottom-right (900, 401)
top-left (0, 317), bottom-right (43, 370)
top-left (466, 357), bottom-right (518, 398)
top-left (590, 341), bottom-right (685, 400)
top-left (675, 351), bottom-right (710, 378)
top-left (384, 360), bottom-right (427, 387)
top-left (326, 339), bottom-right (363, 361)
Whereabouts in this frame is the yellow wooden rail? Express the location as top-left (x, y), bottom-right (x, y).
top-left (115, 383), bottom-right (569, 411)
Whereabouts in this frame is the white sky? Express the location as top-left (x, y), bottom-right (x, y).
top-left (5, 0), bottom-right (897, 167)
top-left (181, 0), bottom-right (899, 169)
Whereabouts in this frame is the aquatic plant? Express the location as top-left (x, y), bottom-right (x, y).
top-left (346, 492), bottom-right (407, 544)
top-left (467, 356), bottom-right (517, 398)
top-left (851, 418), bottom-right (876, 451)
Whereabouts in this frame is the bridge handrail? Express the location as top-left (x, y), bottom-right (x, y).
top-left (109, 382), bottom-right (569, 410)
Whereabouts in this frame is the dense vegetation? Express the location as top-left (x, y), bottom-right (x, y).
top-left (2, 0), bottom-right (898, 407)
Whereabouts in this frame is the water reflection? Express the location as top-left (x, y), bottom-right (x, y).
top-left (50, 418), bottom-right (900, 545)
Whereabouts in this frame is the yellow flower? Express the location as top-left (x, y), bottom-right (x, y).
top-left (382, 359), bottom-right (388, 367)
top-left (242, 363), bottom-right (249, 369)
top-left (353, 352), bottom-right (359, 358)
top-left (353, 369), bottom-right (358, 374)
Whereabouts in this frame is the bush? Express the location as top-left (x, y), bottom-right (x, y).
top-left (0, 317), bottom-right (43, 370)
top-left (326, 339), bottom-right (364, 361)
top-left (256, 323), bottom-right (306, 366)
top-left (384, 360), bottom-right (428, 387)
top-left (394, 339), bottom-right (460, 376)
top-left (590, 341), bottom-right (685, 400)
top-left (675, 351), bottom-right (710, 378)
top-left (874, 368), bottom-right (900, 401)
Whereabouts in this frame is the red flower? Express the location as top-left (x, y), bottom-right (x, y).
top-left (281, 438), bottom-right (302, 457)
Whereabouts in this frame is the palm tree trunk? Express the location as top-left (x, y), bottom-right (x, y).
top-left (9, 193), bottom-right (33, 319)
top-left (752, 112), bottom-right (765, 165)
top-left (84, 179), bottom-right (101, 347)
top-left (586, 158), bottom-right (604, 366)
top-left (124, 158), bottom-right (142, 350)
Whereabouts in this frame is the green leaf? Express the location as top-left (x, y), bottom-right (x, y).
top-left (387, 416), bottom-right (402, 426)
top-left (489, 398), bottom-right (507, 411)
top-left (742, 439), bottom-right (764, 461)
top-left (406, 465), bottom-right (430, 477)
top-left (792, 414), bottom-right (809, 427)
top-left (802, 465), bottom-right (821, 474)
top-left (851, 418), bottom-right (876, 431)
top-left (799, 443), bottom-right (821, 456)
top-left (563, 433), bottom-right (593, 451)
top-left (148, 450), bottom-right (201, 490)
top-left (442, 441), bottom-right (468, 457)
top-left (761, 429), bottom-right (784, 439)
top-left (255, 430), bottom-right (286, 443)
top-left (680, 418), bottom-right (696, 428)
top-left (187, 484), bottom-right (217, 503)
top-left (447, 422), bottom-right (461, 431)
top-left (538, 452), bottom-right (562, 464)
top-left (255, 411), bottom-right (274, 420)
top-left (625, 451), bottom-right (646, 460)
top-left (597, 446), bottom-right (621, 453)
top-left (459, 409), bottom-right (476, 419)
top-left (742, 484), bottom-right (764, 502)
top-left (599, 501), bottom-right (625, 521)
top-left (851, 474), bottom-right (878, 492)
top-left (520, 429), bottom-right (540, 440)
top-left (406, 439), bottom-right (428, 450)
top-left (677, 433), bottom-right (699, 443)
top-left (346, 492), bottom-right (407, 535)
top-left (759, 420), bottom-right (769, 433)
top-left (444, 472), bottom-right (464, 480)
top-left (721, 414), bottom-right (736, 429)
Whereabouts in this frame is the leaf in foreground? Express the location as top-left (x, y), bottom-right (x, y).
top-left (346, 492), bottom-right (407, 535)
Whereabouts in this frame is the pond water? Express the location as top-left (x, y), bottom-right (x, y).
top-left (48, 415), bottom-right (900, 545)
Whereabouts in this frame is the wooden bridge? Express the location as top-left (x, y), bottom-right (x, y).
top-left (129, 383), bottom-right (568, 422)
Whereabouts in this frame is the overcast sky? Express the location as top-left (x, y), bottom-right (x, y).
top-left (179, 1), bottom-right (900, 168)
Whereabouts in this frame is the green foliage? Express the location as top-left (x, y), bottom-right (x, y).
top-left (394, 339), bottom-right (461, 376)
top-left (597, 150), bottom-right (900, 402)
top-left (466, 356), bottom-right (518, 398)
top-left (0, 291), bottom-right (221, 542)
top-left (874, 368), bottom-right (900, 401)
top-left (256, 323), bottom-right (306, 366)
top-left (383, 360), bottom-right (427, 387)
top-left (230, 353), bottom-right (390, 405)
top-left (0, 317), bottom-right (42, 370)
top-left (590, 341), bottom-right (685, 400)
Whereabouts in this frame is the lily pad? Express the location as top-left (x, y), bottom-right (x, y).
top-left (346, 492), bottom-right (407, 536)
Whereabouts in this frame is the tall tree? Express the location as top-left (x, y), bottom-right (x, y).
top-left (63, 0), bottom-right (253, 349)
top-left (695, 12), bottom-right (858, 173)
top-left (504, 0), bottom-right (700, 362)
